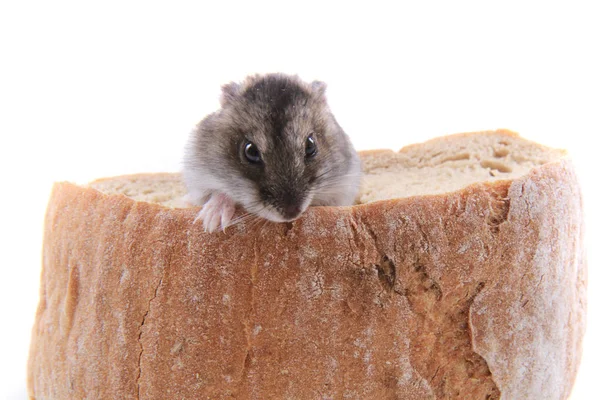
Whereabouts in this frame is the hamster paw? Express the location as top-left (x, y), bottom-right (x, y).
top-left (193, 193), bottom-right (236, 233)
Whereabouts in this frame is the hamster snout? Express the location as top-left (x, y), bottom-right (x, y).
top-left (260, 186), bottom-right (306, 220)
top-left (183, 73), bottom-right (361, 233)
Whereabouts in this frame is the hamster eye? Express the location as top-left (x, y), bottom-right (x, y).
top-left (244, 141), bottom-right (262, 163)
top-left (305, 134), bottom-right (317, 158)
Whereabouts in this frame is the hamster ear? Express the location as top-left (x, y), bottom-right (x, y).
top-left (220, 82), bottom-right (241, 106)
top-left (310, 80), bottom-right (327, 97)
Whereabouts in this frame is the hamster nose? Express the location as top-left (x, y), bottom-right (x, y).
top-left (282, 204), bottom-right (303, 220)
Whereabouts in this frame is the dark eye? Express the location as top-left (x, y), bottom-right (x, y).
top-left (244, 141), bottom-right (261, 163)
top-left (305, 134), bottom-right (317, 158)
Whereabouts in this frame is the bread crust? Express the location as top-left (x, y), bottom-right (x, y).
top-left (28, 151), bottom-right (585, 399)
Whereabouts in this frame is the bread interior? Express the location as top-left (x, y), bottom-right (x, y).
top-left (88, 130), bottom-right (565, 208)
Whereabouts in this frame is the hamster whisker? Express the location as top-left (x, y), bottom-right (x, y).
top-left (225, 213), bottom-right (253, 227)
top-left (248, 215), bottom-right (269, 231)
top-left (315, 182), bottom-right (361, 191)
top-left (314, 174), bottom-right (362, 186)
top-left (258, 218), bottom-right (270, 232)
top-left (315, 172), bottom-right (363, 184)
top-left (237, 215), bottom-right (262, 231)
top-left (313, 167), bottom-right (338, 181)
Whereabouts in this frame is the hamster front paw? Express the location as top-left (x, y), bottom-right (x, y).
top-left (193, 192), bottom-right (236, 233)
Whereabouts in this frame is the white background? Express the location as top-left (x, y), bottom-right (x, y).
top-left (1, 1), bottom-right (598, 398)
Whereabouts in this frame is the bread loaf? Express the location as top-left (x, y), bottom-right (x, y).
top-left (28, 130), bottom-right (586, 399)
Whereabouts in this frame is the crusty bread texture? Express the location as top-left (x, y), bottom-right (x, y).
top-left (28, 130), bottom-right (586, 399)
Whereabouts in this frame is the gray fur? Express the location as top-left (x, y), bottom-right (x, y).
top-left (183, 73), bottom-right (361, 223)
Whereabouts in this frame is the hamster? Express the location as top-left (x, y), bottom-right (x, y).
top-left (183, 73), bottom-right (361, 233)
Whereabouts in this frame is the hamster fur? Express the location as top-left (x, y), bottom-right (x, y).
top-left (183, 73), bottom-right (361, 232)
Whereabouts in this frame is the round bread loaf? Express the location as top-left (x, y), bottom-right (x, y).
top-left (27, 130), bottom-right (586, 399)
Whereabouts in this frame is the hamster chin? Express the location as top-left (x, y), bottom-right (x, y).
top-left (240, 192), bottom-right (315, 223)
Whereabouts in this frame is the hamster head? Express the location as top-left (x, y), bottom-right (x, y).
top-left (186, 73), bottom-right (361, 222)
